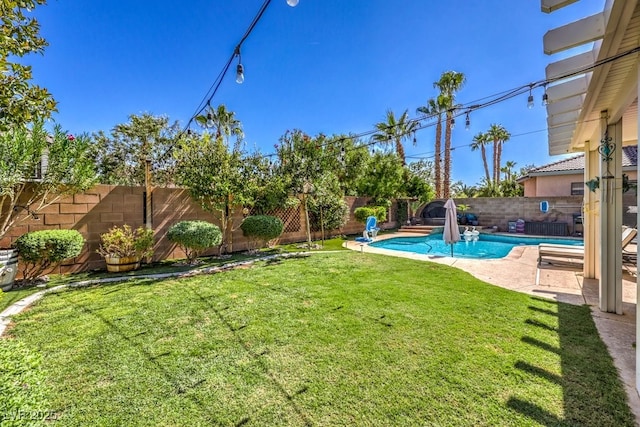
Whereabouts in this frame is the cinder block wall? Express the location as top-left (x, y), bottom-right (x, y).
top-left (1, 185), bottom-right (393, 276)
top-left (416, 195), bottom-right (637, 234)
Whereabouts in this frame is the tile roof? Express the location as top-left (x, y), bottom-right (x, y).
top-left (527, 145), bottom-right (637, 175)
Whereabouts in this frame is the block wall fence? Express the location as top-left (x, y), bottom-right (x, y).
top-left (4, 187), bottom-right (635, 277)
top-left (444, 194), bottom-right (636, 233)
top-left (0, 185), bottom-right (396, 276)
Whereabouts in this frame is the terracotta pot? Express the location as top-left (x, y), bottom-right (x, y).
top-left (0, 248), bottom-right (19, 291)
top-left (104, 255), bottom-right (141, 273)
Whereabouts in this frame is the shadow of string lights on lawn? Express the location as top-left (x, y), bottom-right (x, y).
top-left (181, 270), bottom-right (313, 427)
top-left (507, 297), bottom-right (635, 426)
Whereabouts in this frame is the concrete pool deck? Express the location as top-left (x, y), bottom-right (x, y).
top-left (345, 232), bottom-right (640, 423)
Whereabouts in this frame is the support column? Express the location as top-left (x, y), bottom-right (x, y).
top-left (583, 143), bottom-right (599, 279)
top-left (599, 112), bottom-right (623, 314)
top-left (636, 59), bottom-right (640, 396)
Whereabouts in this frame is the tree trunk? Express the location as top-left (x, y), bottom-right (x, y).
top-left (396, 138), bottom-right (406, 166)
top-left (493, 139), bottom-right (500, 184)
top-left (443, 114), bottom-right (452, 199)
top-left (496, 142), bottom-right (503, 185)
top-left (481, 146), bottom-right (490, 184)
top-left (434, 116), bottom-right (443, 198)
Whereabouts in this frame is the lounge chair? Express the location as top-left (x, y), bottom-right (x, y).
top-left (537, 226), bottom-right (637, 267)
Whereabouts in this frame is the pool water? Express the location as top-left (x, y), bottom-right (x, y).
top-left (369, 233), bottom-right (584, 259)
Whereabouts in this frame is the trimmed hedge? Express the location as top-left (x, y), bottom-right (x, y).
top-left (167, 221), bottom-right (222, 264)
top-left (240, 215), bottom-right (284, 250)
top-left (354, 206), bottom-right (387, 224)
top-left (14, 229), bottom-right (84, 282)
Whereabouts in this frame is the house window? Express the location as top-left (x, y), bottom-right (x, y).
top-left (571, 182), bottom-right (584, 196)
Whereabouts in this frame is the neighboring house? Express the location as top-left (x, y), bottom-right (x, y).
top-left (518, 146), bottom-right (637, 197)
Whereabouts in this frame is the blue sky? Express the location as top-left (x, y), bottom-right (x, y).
top-left (27, 0), bottom-right (603, 185)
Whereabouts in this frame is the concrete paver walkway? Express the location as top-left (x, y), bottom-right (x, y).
top-left (346, 233), bottom-right (640, 424)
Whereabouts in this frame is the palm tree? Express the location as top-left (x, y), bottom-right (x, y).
top-left (372, 109), bottom-right (418, 166)
top-left (486, 124), bottom-right (510, 185)
top-left (196, 104), bottom-right (244, 144)
top-left (502, 160), bottom-right (517, 181)
top-left (470, 132), bottom-right (491, 185)
top-left (434, 71), bottom-right (466, 199)
top-left (417, 97), bottom-right (446, 198)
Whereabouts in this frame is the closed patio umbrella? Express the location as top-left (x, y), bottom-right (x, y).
top-left (443, 199), bottom-right (461, 257)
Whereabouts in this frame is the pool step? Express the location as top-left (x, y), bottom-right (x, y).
top-left (398, 225), bottom-right (439, 234)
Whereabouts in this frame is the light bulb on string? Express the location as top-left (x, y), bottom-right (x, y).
top-left (286, 0), bottom-right (299, 5)
top-left (450, 117), bottom-right (455, 130)
top-left (465, 112), bottom-right (471, 130)
top-left (206, 112), bottom-right (214, 128)
top-left (542, 84), bottom-right (549, 106)
top-left (236, 63), bottom-right (244, 84)
top-left (527, 85), bottom-right (534, 109)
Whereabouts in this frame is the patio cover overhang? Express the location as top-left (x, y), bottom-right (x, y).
top-left (542, 0), bottom-right (640, 396)
top-left (543, 0), bottom-right (639, 155)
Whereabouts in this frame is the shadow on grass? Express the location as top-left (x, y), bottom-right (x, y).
top-left (508, 298), bottom-right (635, 426)
top-left (49, 278), bottom-right (224, 423)
top-left (181, 274), bottom-right (313, 426)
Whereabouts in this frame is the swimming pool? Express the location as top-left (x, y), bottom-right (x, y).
top-left (369, 233), bottom-right (584, 259)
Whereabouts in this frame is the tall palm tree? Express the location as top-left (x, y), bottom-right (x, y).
top-left (470, 132), bottom-right (491, 184)
top-left (371, 109), bottom-right (418, 166)
top-left (486, 124), bottom-right (510, 185)
top-left (417, 97), bottom-right (445, 197)
top-left (434, 71), bottom-right (466, 199)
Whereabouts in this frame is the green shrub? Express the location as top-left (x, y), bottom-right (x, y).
top-left (0, 339), bottom-right (52, 425)
top-left (396, 200), bottom-right (408, 225)
top-left (97, 225), bottom-right (154, 259)
top-left (354, 206), bottom-right (387, 224)
top-left (167, 221), bottom-right (222, 264)
top-left (14, 229), bottom-right (84, 282)
top-left (240, 215), bottom-right (284, 250)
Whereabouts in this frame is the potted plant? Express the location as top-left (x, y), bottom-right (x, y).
top-left (97, 225), bottom-right (154, 273)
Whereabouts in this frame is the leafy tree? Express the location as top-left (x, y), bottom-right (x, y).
top-left (404, 160), bottom-right (434, 203)
top-left (91, 113), bottom-right (180, 186)
top-left (356, 152), bottom-right (405, 206)
top-left (371, 109), bottom-right (418, 166)
top-left (0, 122), bottom-right (97, 242)
top-left (434, 71), bottom-right (466, 198)
top-left (274, 130), bottom-right (345, 247)
top-left (307, 174), bottom-right (349, 239)
top-left (0, 0), bottom-right (56, 130)
top-left (417, 97), bottom-right (446, 197)
top-left (173, 132), bottom-right (250, 253)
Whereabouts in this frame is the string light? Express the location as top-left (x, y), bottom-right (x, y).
top-left (236, 63), bottom-right (245, 84)
top-left (527, 85), bottom-right (534, 109)
top-left (465, 112), bottom-right (471, 130)
top-left (235, 47), bottom-right (244, 84)
top-left (286, 0), bottom-right (299, 6)
top-left (541, 83), bottom-right (549, 106)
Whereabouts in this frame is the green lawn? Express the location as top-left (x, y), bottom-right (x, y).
top-left (2, 252), bottom-right (634, 426)
top-left (0, 238), bottom-right (348, 313)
